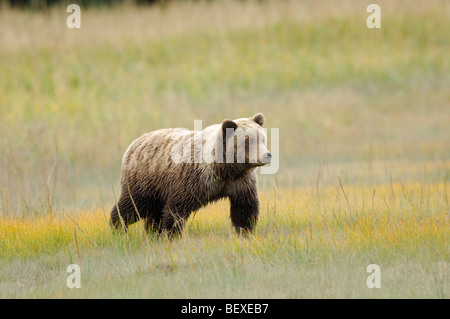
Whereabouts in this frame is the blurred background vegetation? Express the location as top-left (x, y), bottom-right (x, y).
top-left (0, 0), bottom-right (449, 215)
top-left (6, 0), bottom-right (161, 9)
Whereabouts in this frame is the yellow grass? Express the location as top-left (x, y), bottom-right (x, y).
top-left (1, 183), bottom-right (448, 261)
top-left (0, 179), bottom-right (448, 297)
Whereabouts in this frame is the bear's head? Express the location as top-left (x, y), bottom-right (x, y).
top-left (221, 113), bottom-right (272, 168)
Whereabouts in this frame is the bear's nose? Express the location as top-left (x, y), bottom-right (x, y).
top-left (264, 152), bottom-right (272, 162)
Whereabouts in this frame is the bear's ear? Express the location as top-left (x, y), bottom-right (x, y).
top-left (222, 119), bottom-right (238, 137)
top-left (252, 113), bottom-right (265, 126)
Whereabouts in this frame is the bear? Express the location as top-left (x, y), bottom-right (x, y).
top-left (110, 113), bottom-right (271, 237)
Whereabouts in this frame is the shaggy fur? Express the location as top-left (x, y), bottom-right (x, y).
top-left (110, 113), bottom-right (271, 237)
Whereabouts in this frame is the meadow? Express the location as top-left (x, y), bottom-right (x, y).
top-left (0, 0), bottom-right (449, 298)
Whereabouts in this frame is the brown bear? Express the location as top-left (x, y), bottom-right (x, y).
top-left (110, 113), bottom-right (271, 237)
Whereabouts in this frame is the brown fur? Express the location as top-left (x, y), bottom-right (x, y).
top-left (110, 113), bottom-right (270, 237)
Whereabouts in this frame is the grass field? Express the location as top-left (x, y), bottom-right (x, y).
top-left (1, 183), bottom-right (449, 298)
top-left (0, 0), bottom-right (449, 298)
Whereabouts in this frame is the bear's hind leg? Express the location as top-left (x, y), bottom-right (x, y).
top-left (161, 205), bottom-right (187, 239)
top-left (110, 193), bottom-right (143, 231)
top-left (145, 211), bottom-right (162, 234)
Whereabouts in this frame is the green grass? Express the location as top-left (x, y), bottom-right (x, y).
top-left (1, 184), bottom-right (448, 298)
top-left (0, 0), bottom-right (449, 298)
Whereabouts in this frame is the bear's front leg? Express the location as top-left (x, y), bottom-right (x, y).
top-left (229, 186), bottom-right (260, 235)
